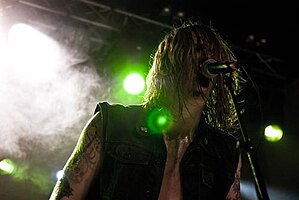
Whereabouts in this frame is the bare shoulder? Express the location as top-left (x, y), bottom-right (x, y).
top-left (83, 109), bottom-right (104, 135)
top-left (74, 109), bottom-right (105, 163)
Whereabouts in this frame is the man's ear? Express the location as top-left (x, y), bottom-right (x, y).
top-left (197, 73), bottom-right (210, 88)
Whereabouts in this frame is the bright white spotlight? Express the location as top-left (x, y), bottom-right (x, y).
top-left (7, 23), bottom-right (61, 82)
top-left (123, 73), bottom-right (145, 95)
top-left (56, 170), bottom-right (64, 180)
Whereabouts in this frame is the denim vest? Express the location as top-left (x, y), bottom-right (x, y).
top-left (87, 102), bottom-right (239, 200)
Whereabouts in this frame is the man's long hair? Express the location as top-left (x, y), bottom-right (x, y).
top-left (143, 21), bottom-right (245, 135)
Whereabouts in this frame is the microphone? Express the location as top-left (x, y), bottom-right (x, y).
top-left (200, 59), bottom-right (239, 79)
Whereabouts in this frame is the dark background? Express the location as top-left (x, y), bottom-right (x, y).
top-left (1, 1), bottom-right (298, 199)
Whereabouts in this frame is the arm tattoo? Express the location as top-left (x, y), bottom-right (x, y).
top-left (225, 172), bottom-right (241, 200)
top-left (226, 153), bottom-right (242, 200)
top-left (68, 126), bottom-right (101, 183)
top-left (55, 119), bottom-right (103, 199)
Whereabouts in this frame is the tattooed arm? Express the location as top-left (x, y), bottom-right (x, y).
top-left (49, 110), bottom-right (104, 200)
top-left (226, 153), bottom-right (242, 200)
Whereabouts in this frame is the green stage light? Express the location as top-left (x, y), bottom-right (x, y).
top-left (157, 115), bottom-right (168, 127)
top-left (147, 108), bottom-right (173, 133)
top-left (123, 73), bottom-right (145, 95)
top-left (0, 159), bottom-right (15, 175)
top-left (264, 124), bottom-right (283, 142)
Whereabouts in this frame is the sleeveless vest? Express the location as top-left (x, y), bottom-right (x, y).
top-left (87, 102), bottom-right (239, 200)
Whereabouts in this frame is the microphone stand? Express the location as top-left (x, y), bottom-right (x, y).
top-left (225, 75), bottom-right (270, 200)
